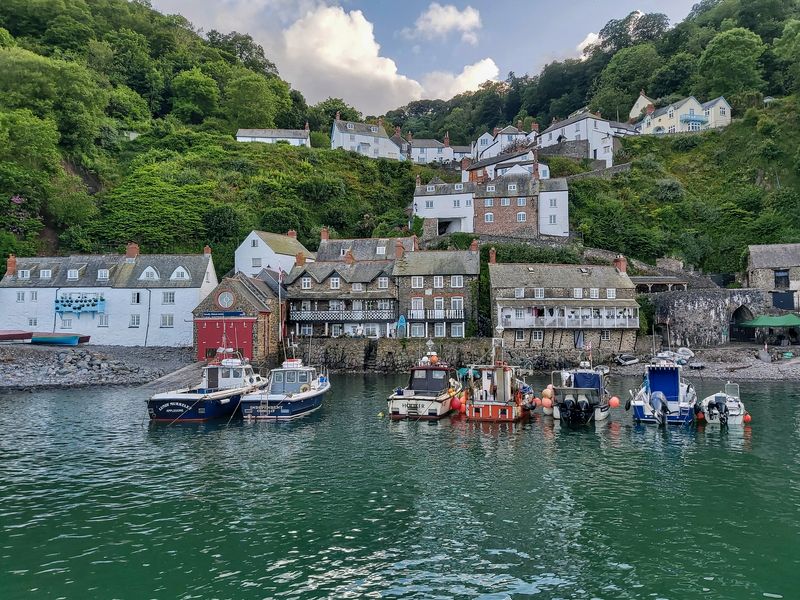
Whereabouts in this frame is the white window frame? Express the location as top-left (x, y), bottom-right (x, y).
top-left (410, 323), bottom-right (425, 338)
top-left (450, 322), bottom-right (464, 338)
top-left (517, 197), bottom-right (527, 207)
top-left (453, 199), bottom-right (460, 208)
top-left (17, 269), bottom-right (30, 279)
top-left (251, 238), bottom-right (259, 247)
top-left (131, 292), bottom-right (141, 304)
top-left (451, 275), bottom-right (463, 288)
top-left (411, 276), bottom-right (424, 289)
top-left (549, 215), bottom-right (557, 225)
top-left (330, 277), bottom-right (340, 290)
top-left (162, 291), bottom-right (175, 304)
top-left (487, 185), bottom-right (496, 192)
top-left (534, 288), bottom-right (544, 299)
top-left (30, 291), bottom-right (37, 302)
top-left (455, 183), bottom-right (464, 191)
top-left (484, 198), bottom-right (494, 207)
top-left (67, 269), bottom-right (79, 281)
top-left (98, 314), bottom-right (109, 327)
top-left (426, 185), bottom-right (435, 192)
top-left (16, 291), bottom-right (25, 303)
top-left (451, 296), bottom-right (463, 310)
top-left (425, 200), bottom-right (434, 209)
top-left (301, 277), bottom-right (311, 290)
top-left (601, 329), bottom-right (611, 341)
top-left (39, 269), bottom-right (51, 279)
top-left (376, 246), bottom-right (386, 255)
top-left (515, 330), bottom-right (525, 341)
top-left (129, 314), bottom-right (140, 328)
top-left (28, 317), bottom-right (38, 327)
top-left (508, 184), bottom-right (517, 192)
top-left (574, 288), bottom-right (583, 299)
top-left (501, 197), bottom-right (510, 206)
top-left (61, 318), bottom-right (73, 329)
top-left (485, 212), bottom-right (494, 223)
top-left (466, 199), bottom-right (472, 207)
top-left (433, 276), bottom-right (444, 289)
top-left (378, 276), bottom-right (389, 289)
top-left (590, 288), bottom-right (599, 299)
top-left (251, 258), bottom-right (262, 268)
top-left (434, 322), bottom-right (446, 338)
top-left (160, 314), bottom-right (174, 328)
top-left (549, 198), bottom-right (557, 208)
top-left (352, 283), bottom-right (364, 292)
top-left (98, 269), bottom-right (109, 280)
top-left (532, 330), bottom-right (543, 342)
top-left (606, 288), bottom-right (617, 299)
top-left (514, 287), bottom-right (524, 299)
top-left (516, 212), bottom-right (527, 222)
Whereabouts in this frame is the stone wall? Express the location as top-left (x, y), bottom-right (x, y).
top-left (649, 288), bottom-right (768, 347)
top-left (539, 140), bottom-right (590, 160)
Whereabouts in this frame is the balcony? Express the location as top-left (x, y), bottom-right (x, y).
top-left (679, 113), bottom-right (708, 124)
top-left (408, 309), bottom-right (464, 321)
top-left (291, 309), bottom-right (396, 322)
top-left (500, 314), bottom-right (639, 330)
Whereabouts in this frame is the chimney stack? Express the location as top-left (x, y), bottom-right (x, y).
top-left (444, 131), bottom-right (450, 147)
top-left (517, 120), bottom-right (523, 130)
top-left (646, 103), bottom-right (655, 115)
top-left (287, 229), bottom-right (297, 239)
top-left (344, 249), bottom-right (355, 265)
top-left (406, 131), bottom-right (413, 143)
top-left (335, 111), bottom-right (340, 121)
top-left (460, 156), bottom-right (471, 171)
top-left (489, 247), bottom-right (497, 264)
top-left (531, 122), bottom-right (539, 133)
top-left (320, 226), bottom-right (329, 241)
top-left (125, 242), bottom-right (140, 260)
top-left (394, 125), bottom-right (401, 136)
top-left (377, 117), bottom-right (383, 128)
top-left (304, 121), bottom-right (309, 131)
top-left (492, 127), bottom-right (500, 137)
top-left (203, 245), bottom-right (212, 256)
top-left (532, 147), bottom-right (540, 182)
top-left (295, 252), bottom-right (306, 267)
top-left (469, 239), bottom-right (479, 252)
top-left (415, 174), bottom-right (421, 186)
top-left (395, 239), bottom-right (405, 260)
top-left (613, 254), bottom-right (628, 274)
top-left (412, 235), bottom-right (419, 251)
top-left (6, 254), bottom-right (16, 277)
top-left (640, 89), bottom-right (647, 97)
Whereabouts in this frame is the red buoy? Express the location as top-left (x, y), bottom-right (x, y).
top-left (744, 413), bottom-right (752, 423)
top-left (696, 412), bottom-right (705, 421)
top-left (609, 396), bottom-right (620, 408)
top-left (542, 397), bottom-right (553, 409)
top-left (459, 403), bottom-right (466, 414)
top-left (533, 397), bottom-right (542, 407)
top-left (451, 397), bottom-right (462, 411)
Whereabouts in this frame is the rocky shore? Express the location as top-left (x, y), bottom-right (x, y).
top-left (0, 345), bottom-right (195, 390)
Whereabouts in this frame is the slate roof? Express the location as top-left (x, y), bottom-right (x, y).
top-left (285, 260), bottom-right (393, 285)
top-left (748, 244), bottom-right (800, 270)
top-left (2, 254), bottom-right (212, 288)
top-left (465, 150), bottom-right (530, 171)
top-left (253, 231), bottom-right (314, 258)
top-left (194, 273), bottom-right (273, 315)
top-left (410, 138), bottom-right (445, 148)
top-left (333, 120), bottom-right (390, 138)
top-left (474, 173), bottom-right (538, 198)
top-left (649, 97), bottom-right (693, 120)
top-left (489, 263), bottom-right (635, 290)
top-left (701, 96), bottom-right (729, 109)
top-left (414, 181), bottom-right (476, 196)
top-left (237, 128), bottom-right (309, 139)
top-left (451, 145), bottom-right (471, 153)
top-left (539, 178), bottom-right (569, 192)
top-left (315, 237), bottom-right (415, 262)
top-left (253, 268), bottom-right (288, 296)
top-left (392, 250), bottom-right (480, 277)
top-left (497, 126), bottom-right (523, 135)
top-left (542, 112), bottom-right (606, 135)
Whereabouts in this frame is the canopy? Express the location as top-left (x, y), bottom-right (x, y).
top-left (457, 367), bottom-right (480, 379)
top-left (573, 371), bottom-right (602, 392)
top-left (740, 314), bottom-right (800, 328)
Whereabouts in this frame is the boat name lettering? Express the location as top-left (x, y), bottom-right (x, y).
top-left (159, 402), bottom-right (192, 411)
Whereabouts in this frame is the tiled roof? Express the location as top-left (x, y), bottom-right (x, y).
top-left (253, 231), bottom-right (314, 258)
top-left (333, 120), bottom-right (390, 138)
top-left (489, 263), bottom-right (635, 290)
top-left (392, 250), bottom-right (480, 277)
top-left (473, 173), bottom-right (538, 198)
top-left (236, 128), bottom-right (309, 139)
top-left (285, 260), bottom-right (393, 285)
top-left (466, 150), bottom-right (530, 171)
top-left (410, 138), bottom-right (444, 148)
top-left (451, 145), bottom-right (471, 153)
top-left (315, 237), bottom-right (415, 262)
top-left (414, 182), bottom-right (476, 196)
top-left (539, 178), bottom-right (569, 192)
top-left (748, 244), bottom-right (800, 269)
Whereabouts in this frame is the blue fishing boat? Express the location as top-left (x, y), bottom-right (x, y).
top-left (30, 333), bottom-right (89, 346)
top-left (627, 362), bottom-right (697, 426)
top-left (240, 358), bottom-right (330, 420)
top-left (147, 354), bottom-right (266, 422)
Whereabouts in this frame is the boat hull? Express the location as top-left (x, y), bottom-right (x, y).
top-left (700, 394), bottom-right (746, 426)
top-left (631, 403), bottom-right (695, 425)
top-left (241, 390), bottom-right (326, 421)
top-left (30, 334), bottom-right (84, 346)
top-left (388, 395), bottom-right (453, 420)
top-left (554, 402), bottom-right (610, 425)
top-left (147, 394), bottom-right (242, 422)
top-left (465, 401), bottom-right (527, 422)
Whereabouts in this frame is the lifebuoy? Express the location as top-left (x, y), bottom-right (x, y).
top-left (300, 384), bottom-right (310, 393)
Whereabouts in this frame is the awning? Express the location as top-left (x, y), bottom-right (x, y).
top-left (740, 314), bottom-right (800, 328)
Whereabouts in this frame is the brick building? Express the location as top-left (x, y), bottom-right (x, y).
top-left (393, 241), bottom-right (481, 338)
top-left (488, 251), bottom-right (639, 351)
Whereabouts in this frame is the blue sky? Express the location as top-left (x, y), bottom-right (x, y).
top-left (152, 0), bottom-right (699, 114)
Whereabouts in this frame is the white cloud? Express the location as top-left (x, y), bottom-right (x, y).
top-left (576, 32), bottom-right (600, 57)
top-left (403, 3), bottom-right (482, 45)
top-left (421, 58), bottom-right (499, 101)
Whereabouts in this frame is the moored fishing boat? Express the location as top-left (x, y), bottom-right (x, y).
top-left (627, 362), bottom-right (697, 426)
top-left (387, 341), bottom-right (462, 420)
top-left (697, 382), bottom-right (751, 426)
top-left (240, 358), bottom-right (329, 420)
top-left (464, 362), bottom-right (532, 423)
top-left (147, 351), bottom-right (265, 422)
top-left (548, 361), bottom-right (619, 426)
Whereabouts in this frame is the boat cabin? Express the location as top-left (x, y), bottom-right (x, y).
top-left (269, 359), bottom-right (319, 396)
top-left (474, 364), bottom-right (514, 404)
top-left (405, 366), bottom-right (455, 396)
top-left (200, 358), bottom-right (257, 392)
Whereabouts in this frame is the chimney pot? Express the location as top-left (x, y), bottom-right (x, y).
top-left (444, 131), bottom-right (450, 147)
top-left (646, 104), bottom-right (655, 115)
top-left (320, 226), bottom-right (329, 241)
top-left (287, 229), bottom-right (297, 239)
top-left (203, 245), bottom-right (212, 256)
top-left (377, 117), bottom-right (383, 128)
top-left (295, 252), bottom-right (306, 267)
top-left (345, 249), bottom-right (355, 265)
top-left (406, 131), bottom-right (413, 142)
top-left (125, 242), bottom-right (140, 259)
top-left (469, 239), bottom-right (479, 252)
top-left (415, 174), bottom-right (421, 186)
top-left (395, 239), bottom-right (405, 260)
top-left (394, 125), bottom-right (401, 136)
top-left (531, 123), bottom-right (540, 133)
top-left (304, 121), bottom-right (309, 131)
top-left (613, 254), bottom-right (628, 274)
top-left (335, 111), bottom-right (340, 121)
top-left (493, 127), bottom-right (500, 137)
top-left (6, 254), bottom-right (16, 277)
top-left (489, 247), bottom-right (497, 264)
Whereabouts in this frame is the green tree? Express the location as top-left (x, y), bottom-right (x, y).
top-left (107, 85), bottom-right (151, 130)
top-left (774, 19), bottom-right (800, 91)
top-left (0, 27), bottom-right (15, 48)
top-left (205, 30), bottom-right (278, 78)
top-left (591, 44), bottom-right (661, 118)
top-left (172, 67), bottom-right (219, 124)
top-left (648, 52), bottom-right (698, 98)
top-left (203, 204), bottom-right (240, 242)
top-left (105, 28), bottom-right (164, 111)
top-left (309, 97), bottom-right (361, 131)
top-left (222, 73), bottom-right (279, 128)
top-left (699, 28), bottom-right (766, 97)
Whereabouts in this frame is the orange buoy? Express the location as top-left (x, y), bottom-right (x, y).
top-left (542, 397), bottom-right (553, 409)
top-left (697, 411), bottom-right (705, 421)
top-left (609, 396), bottom-right (620, 408)
top-left (533, 397), bottom-right (542, 407)
top-left (744, 413), bottom-right (752, 423)
top-left (459, 403), bottom-right (466, 414)
top-left (451, 396), bottom-right (462, 411)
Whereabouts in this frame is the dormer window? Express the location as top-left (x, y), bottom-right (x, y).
top-left (98, 269), bottom-right (109, 280)
top-left (67, 269), bottom-right (79, 281)
top-left (508, 184), bottom-right (517, 192)
top-left (170, 267), bottom-right (189, 280)
top-left (301, 276), bottom-right (311, 289)
top-left (376, 246), bottom-right (386, 255)
top-left (487, 185), bottom-right (495, 192)
top-left (370, 126), bottom-right (378, 133)
top-left (455, 183), bottom-right (463, 191)
top-left (340, 248), bottom-right (349, 256)
top-left (39, 269), bottom-right (51, 279)
top-left (426, 185), bottom-right (435, 192)
top-left (346, 123), bottom-right (354, 130)
top-left (330, 276), bottom-right (340, 290)
top-left (515, 287), bottom-right (524, 299)
top-left (17, 269), bottom-right (30, 280)
top-left (139, 266), bottom-right (159, 281)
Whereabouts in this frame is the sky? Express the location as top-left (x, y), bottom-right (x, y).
top-left (151, 0), bottom-right (699, 115)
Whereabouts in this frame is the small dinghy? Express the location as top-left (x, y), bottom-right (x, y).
top-left (698, 382), bottom-right (750, 426)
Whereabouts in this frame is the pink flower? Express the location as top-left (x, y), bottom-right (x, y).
top-left (10, 195), bottom-right (24, 205)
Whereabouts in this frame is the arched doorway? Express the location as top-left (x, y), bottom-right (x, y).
top-left (729, 305), bottom-right (755, 342)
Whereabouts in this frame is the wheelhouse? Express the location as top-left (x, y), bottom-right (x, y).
top-left (268, 367), bottom-right (318, 396)
top-left (407, 366), bottom-right (454, 395)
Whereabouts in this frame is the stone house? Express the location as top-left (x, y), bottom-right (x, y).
top-left (745, 244), bottom-right (800, 310)
top-left (0, 244), bottom-right (217, 347)
top-left (192, 271), bottom-right (285, 364)
top-left (314, 228), bottom-right (416, 262)
top-left (392, 241), bottom-right (481, 339)
top-left (234, 230), bottom-right (314, 277)
top-left (488, 251), bottom-right (639, 351)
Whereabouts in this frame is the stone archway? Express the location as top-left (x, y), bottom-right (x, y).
top-left (729, 305), bottom-right (755, 342)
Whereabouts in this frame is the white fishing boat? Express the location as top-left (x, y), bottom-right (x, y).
top-left (698, 382), bottom-right (750, 426)
top-left (388, 341), bottom-right (462, 420)
top-left (548, 361), bottom-right (620, 425)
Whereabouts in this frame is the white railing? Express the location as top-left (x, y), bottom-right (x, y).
top-left (292, 309), bottom-right (395, 322)
top-left (500, 315), bottom-right (639, 329)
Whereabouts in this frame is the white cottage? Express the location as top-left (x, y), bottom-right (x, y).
top-left (413, 179), bottom-right (477, 234)
top-left (539, 112), bottom-right (636, 167)
top-left (330, 113), bottom-right (402, 160)
top-left (236, 126), bottom-right (311, 147)
top-left (407, 132), bottom-right (455, 164)
top-left (636, 96), bottom-right (731, 135)
top-left (470, 125), bottom-right (530, 161)
top-left (0, 244), bottom-right (218, 347)
top-left (234, 230), bottom-right (315, 277)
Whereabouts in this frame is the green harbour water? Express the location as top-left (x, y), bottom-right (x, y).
top-left (1, 374), bottom-right (799, 599)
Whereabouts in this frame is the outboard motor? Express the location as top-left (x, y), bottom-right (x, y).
top-left (561, 396), bottom-right (576, 424)
top-left (649, 391), bottom-right (669, 427)
top-left (712, 395), bottom-right (729, 426)
top-left (577, 395), bottom-right (592, 423)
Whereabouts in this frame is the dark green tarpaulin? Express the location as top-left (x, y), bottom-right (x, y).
top-left (740, 314), bottom-right (800, 328)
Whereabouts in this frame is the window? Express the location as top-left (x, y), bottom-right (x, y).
top-left (330, 277), bottom-right (340, 290)
top-left (704, 109), bottom-right (710, 117)
top-left (61, 318), bottom-right (72, 329)
top-left (433, 297), bottom-right (445, 311)
top-left (574, 288), bottom-right (584, 299)
top-left (301, 277), bottom-right (311, 290)
top-left (28, 317), bottom-right (38, 327)
top-left (575, 123), bottom-right (580, 132)
top-left (548, 132), bottom-right (553, 140)
top-left (410, 323), bottom-right (425, 338)
top-left (433, 276), bottom-right (444, 289)
top-left (144, 269), bottom-right (156, 280)
top-left (487, 185), bottom-right (496, 192)
top-left (162, 291), bottom-right (175, 304)
top-left (251, 258), bottom-right (262, 268)
top-left (484, 198), bottom-right (494, 207)
top-left (426, 185), bottom-right (435, 192)
top-left (411, 276), bottom-right (424, 288)
top-left (606, 288), bottom-right (616, 299)
top-left (370, 126), bottom-right (378, 133)
top-left (172, 268), bottom-right (188, 280)
top-left (455, 183), bottom-right (463, 191)
top-left (251, 238), bottom-right (259, 247)
top-left (604, 146), bottom-right (611, 154)
top-left (549, 215), bottom-right (557, 225)
top-left (16, 291), bottom-right (24, 303)
top-left (30, 291), bottom-right (37, 302)
top-left (39, 270), bottom-right (51, 279)
top-left (453, 199), bottom-right (460, 208)
top-left (515, 330), bottom-right (525, 341)
top-left (517, 197), bottom-right (527, 207)
top-left (601, 330), bottom-right (611, 341)
top-left (300, 324), bottom-right (313, 336)
top-left (508, 184), bottom-right (517, 192)
top-left (516, 212), bottom-right (527, 223)
top-left (98, 269), bottom-right (109, 281)
top-left (668, 125), bottom-right (676, 134)
top-left (534, 288), bottom-right (544, 299)
top-left (17, 269), bottom-right (30, 279)
top-left (532, 330), bottom-right (543, 342)
top-left (67, 269), bottom-right (79, 280)
top-left (515, 287), bottom-right (525, 299)
top-left (434, 322), bottom-right (446, 337)
top-left (451, 297), bottom-right (463, 310)
top-left (378, 276), bottom-right (389, 289)
top-left (451, 275), bottom-right (463, 288)
top-left (549, 198), bottom-right (557, 208)
top-left (98, 314), bottom-right (109, 327)
top-left (720, 107), bottom-right (727, 116)
top-left (376, 246), bottom-right (386, 255)
top-left (451, 322), bottom-right (464, 338)
top-left (331, 324), bottom-right (343, 337)
top-left (352, 283), bottom-right (363, 292)
top-left (590, 288), bottom-right (599, 299)
top-left (131, 292), bottom-right (141, 304)
top-left (129, 314), bottom-right (140, 328)
top-left (485, 213), bottom-right (494, 223)
top-left (329, 300), bottom-right (343, 311)
top-left (347, 123), bottom-right (354, 130)
top-left (466, 199), bottom-right (472, 207)
top-left (515, 308), bottom-right (524, 320)
top-left (378, 299), bottom-right (391, 310)
top-left (425, 200), bottom-right (434, 209)
top-left (411, 297), bottom-right (424, 310)
top-left (160, 314), bottom-right (174, 328)
top-left (668, 109), bottom-right (674, 119)
top-left (500, 197), bottom-right (510, 206)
